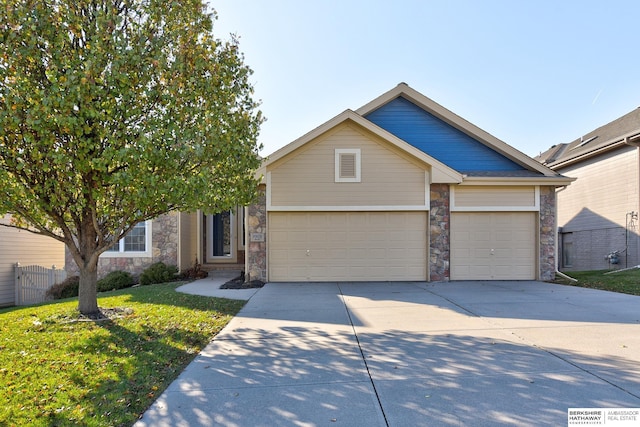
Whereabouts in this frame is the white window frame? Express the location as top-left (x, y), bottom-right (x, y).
top-left (335, 148), bottom-right (361, 183)
top-left (101, 220), bottom-right (152, 258)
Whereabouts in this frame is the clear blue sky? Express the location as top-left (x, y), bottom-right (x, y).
top-left (210, 0), bottom-right (640, 158)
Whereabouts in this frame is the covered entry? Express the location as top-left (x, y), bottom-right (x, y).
top-left (268, 211), bottom-right (427, 282)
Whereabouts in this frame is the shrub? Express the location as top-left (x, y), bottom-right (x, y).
top-left (46, 276), bottom-right (80, 300)
top-left (180, 258), bottom-right (208, 280)
top-left (139, 262), bottom-right (178, 286)
top-left (97, 270), bottom-right (134, 292)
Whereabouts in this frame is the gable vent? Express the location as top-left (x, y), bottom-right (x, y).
top-left (335, 149), bottom-right (361, 182)
top-left (340, 153), bottom-right (356, 178)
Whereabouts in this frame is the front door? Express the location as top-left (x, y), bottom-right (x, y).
top-left (206, 211), bottom-right (236, 263)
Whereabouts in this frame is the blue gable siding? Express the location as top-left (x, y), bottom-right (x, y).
top-left (365, 97), bottom-right (525, 172)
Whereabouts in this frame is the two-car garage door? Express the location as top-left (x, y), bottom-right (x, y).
top-left (268, 212), bottom-right (427, 281)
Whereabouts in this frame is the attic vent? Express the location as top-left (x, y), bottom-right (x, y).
top-left (335, 149), bottom-right (361, 182)
top-left (573, 135), bottom-right (598, 149)
top-left (340, 154), bottom-right (356, 177)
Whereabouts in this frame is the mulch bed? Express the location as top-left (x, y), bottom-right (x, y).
top-left (220, 273), bottom-right (265, 289)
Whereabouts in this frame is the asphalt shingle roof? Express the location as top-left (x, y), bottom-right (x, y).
top-left (535, 107), bottom-right (640, 167)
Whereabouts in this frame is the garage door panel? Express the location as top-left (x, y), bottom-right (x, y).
top-left (268, 212), bottom-right (427, 281)
top-left (452, 212), bottom-right (535, 280)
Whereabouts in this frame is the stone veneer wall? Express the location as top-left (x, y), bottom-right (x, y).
top-left (246, 187), bottom-right (267, 282)
top-left (65, 212), bottom-right (179, 280)
top-left (539, 186), bottom-right (557, 281)
top-left (430, 183), bottom-right (450, 281)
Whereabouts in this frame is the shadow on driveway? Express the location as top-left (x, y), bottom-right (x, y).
top-left (136, 281), bottom-right (640, 427)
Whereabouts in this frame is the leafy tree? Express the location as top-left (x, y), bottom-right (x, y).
top-left (0, 0), bottom-right (263, 315)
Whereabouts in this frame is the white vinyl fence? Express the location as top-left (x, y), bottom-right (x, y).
top-left (14, 263), bottom-right (67, 306)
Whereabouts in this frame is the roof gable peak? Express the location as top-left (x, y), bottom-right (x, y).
top-left (357, 83), bottom-right (558, 177)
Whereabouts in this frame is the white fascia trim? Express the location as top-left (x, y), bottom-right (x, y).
top-left (459, 177), bottom-right (575, 186)
top-left (267, 205), bottom-right (430, 212)
top-left (451, 206), bottom-right (540, 212)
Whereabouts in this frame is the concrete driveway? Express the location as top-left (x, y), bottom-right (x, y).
top-left (135, 281), bottom-right (640, 426)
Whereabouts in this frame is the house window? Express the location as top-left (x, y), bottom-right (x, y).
top-left (562, 234), bottom-right (573, 268)
top-left (102, 221), bottom-right (152, 257)
top-left (335, 149), bottom-right (361, 182)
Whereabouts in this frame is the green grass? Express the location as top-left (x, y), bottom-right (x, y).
top-left (0, 282), bottom-right (245, 427)
top-left (556, 268), bottom-right (640, 296)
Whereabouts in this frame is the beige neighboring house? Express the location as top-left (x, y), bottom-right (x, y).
top-left (75, 83), bottom-right (572, 283)
top-left (536, 107), bottom-right (640, 271)
top-left (0, 215), bottom-right (65, 307)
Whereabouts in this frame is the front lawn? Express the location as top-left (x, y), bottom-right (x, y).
top-left (0, 282), bottom-right (245, 426)
top-left (556, 268), bottom-right (640, 296)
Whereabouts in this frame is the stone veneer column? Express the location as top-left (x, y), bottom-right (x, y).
top-left (430, 183), bottom-right (450, 281)
top-left (539, 186), bottom-right (557, 281)
top-left (246, 187), bottom-right (267, 282)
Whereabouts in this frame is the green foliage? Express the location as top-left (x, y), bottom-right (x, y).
top-left (0, 0), bottom-right (263, 313)
top-left (139, 262), bottom-right (179, 286)
top-left (45, 275), bottom-right (80, 300)
top-left (97, 270), bottom-right (134, 292)
top-left (0, 283), bottom-right (245, 426)
top-left (556, 269), bottom-right (640, 296)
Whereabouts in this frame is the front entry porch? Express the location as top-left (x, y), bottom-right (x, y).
top-left (196, 207), bottom-right (245, 273)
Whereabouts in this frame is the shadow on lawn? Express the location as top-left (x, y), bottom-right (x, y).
top-left (58, 320), bottom-right (205, 425)
top-left (38, 284), bottom-right (245, 425)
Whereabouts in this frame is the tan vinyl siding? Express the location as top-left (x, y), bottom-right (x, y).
top-left (178, 211), bottom-right (199, 271)
top-left (0, 216), bottom-right (65, 307)
top-left (557, 146), bottom-right (639, 231)
top-left (269, 123), bottom-right (427, 207)
top-left (454, 185), bottom-right (536, 208)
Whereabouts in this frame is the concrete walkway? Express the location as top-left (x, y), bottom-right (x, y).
top-left (136, 281), bottom-right (640, 426)
top-left (175, 271), bottom-right (260, 301)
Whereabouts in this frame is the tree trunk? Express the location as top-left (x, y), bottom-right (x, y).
top-left (78, 260), bottom-right (99, 316)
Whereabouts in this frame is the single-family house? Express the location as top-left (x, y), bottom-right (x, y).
top-left (68, 83), bottom-right (572, 283)
top-left (536, 107), bottom-right (640, 271)
top-left (248, 83), bottom-right (572, 282)
top-left (0, 215), bottom-right (66, 307)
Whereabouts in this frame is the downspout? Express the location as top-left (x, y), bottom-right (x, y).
top-left (623, 135), bottom-right (640, 268)
top-left (554, 185), bottom-right (577, 282)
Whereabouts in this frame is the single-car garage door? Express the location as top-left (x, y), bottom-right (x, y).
top-left (451, 212), bottom-right (536, 280)
top-left (268, 212), bottom-right (427, 281)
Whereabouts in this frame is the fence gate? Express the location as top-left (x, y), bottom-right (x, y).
top-left (14, 263), bottom-right (67, 306)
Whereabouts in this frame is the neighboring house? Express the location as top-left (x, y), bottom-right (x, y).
top-left (247, 83), bottom-right (572, 282)
top-left (0, 215), bottom-right (65, 307)
top-left (70, 83), bottom-right (571, 283)
top-left (536, 107), bottom-right (640, 271)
